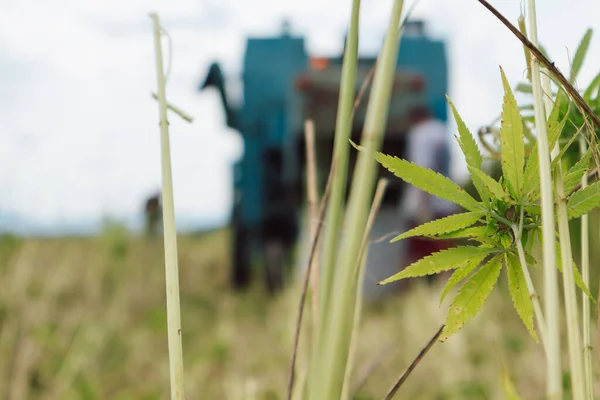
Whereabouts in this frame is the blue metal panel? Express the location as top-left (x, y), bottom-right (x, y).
top-left (240, 136), bottom-right (263, 227)
top-left (397, 36), bottom-right (449, 122)
top-left (242, 36), bottom-right (308, 143)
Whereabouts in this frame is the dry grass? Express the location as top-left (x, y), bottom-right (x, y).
top-left (0, 223), bottom-right (598, 399)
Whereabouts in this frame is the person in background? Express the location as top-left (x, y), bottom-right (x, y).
top-left (400, 105), bottom-right (458, 284)
top-left (144, 192), bottom-right (162, 236)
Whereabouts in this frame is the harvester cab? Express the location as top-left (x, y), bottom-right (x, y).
top-left (199, 20), bottom-right (449, 298)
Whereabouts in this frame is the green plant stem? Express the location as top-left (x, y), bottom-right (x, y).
top-left (310, 0), bottom-right (405, 397)
top-left (512, 224), bottom-right (548, 349)
top-left (543, 69), bottom-right (586, 399)
top-left (150, 13), bottom-right (185, 400)
top-left (579, 135), bottom-right (594, 400)
top-left (525, 2), bottom-right (562, 398)
top-left (341, 178), bottom-right (388, 400)
top-left (310, 0), bottom-right (360, 391)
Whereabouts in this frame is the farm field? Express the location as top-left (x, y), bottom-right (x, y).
top-left (3, 223), bottom-right (598, 400)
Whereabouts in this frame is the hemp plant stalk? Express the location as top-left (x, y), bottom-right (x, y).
top-left (150, 13), bottom-right (185, 400)
top-left (308, 0), bottom-right (360, 394)
top-left (523, 2), bottom-right (563, 396)
top-left (311, 1), bottom-right (406, 399)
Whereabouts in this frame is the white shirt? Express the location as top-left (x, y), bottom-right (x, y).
top-left (401, 118), bottom-right (455, 216)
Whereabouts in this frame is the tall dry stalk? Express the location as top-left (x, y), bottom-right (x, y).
top-left (309, 0), bottom-right (406, 398)
top-left (523, 2), bottom-right (562, 398)
top-left (150, 12), bottom-right (185, 400)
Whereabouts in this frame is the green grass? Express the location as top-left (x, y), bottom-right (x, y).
top-left (0, 227), bottom-right (585, 399)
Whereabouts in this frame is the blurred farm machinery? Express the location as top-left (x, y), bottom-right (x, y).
top-left (198, 20), bottom-right (450, 297)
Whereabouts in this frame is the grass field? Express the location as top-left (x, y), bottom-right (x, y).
top-left (1, 222), bottom-right (599, 400)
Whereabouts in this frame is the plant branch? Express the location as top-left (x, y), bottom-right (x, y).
top-left (286, 161), bottom-right (335, 400)
top-left (383, 324), bottom-right (444, 400)
top-left (512, 223), bottom-right (548, 349)
top-left (476, 0), bottom-right (600, 132)
top-left (579, 136), bottom-right (594, 400)
top-left (517, 2), bottom-right (564, 398)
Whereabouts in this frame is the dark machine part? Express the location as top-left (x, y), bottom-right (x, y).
top-left (198, 20), bottom-right (449, 293)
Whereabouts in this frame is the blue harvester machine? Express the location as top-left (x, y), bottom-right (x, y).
top-left (199, 20), bottom-right (449, 294)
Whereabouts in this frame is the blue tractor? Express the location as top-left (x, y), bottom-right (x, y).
top-left (199, 20), bottom-right (449, 294)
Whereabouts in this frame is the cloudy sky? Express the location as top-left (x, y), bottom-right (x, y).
top-left (0, 0), bottom-right (599, 233)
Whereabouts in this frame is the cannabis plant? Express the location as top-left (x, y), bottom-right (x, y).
top-left (353, 66), bottom-right (597, 344)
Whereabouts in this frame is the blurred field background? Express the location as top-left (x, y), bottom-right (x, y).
top-left (3, 1), bottom-right (600, 399)
top-left (3, 216), bottom-right (600, 400)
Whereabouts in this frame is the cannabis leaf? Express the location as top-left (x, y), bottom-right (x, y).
top-left (499, 66), bottom-right (525, 200)
top-left (468, 166), bottom-right (511, 203)
top-left (563, 147), bottom-right (593, 195)
top-left (523, 98), bottom-right (566, 201)
top-left (569, 28), bottom-right (593, 84)
top-left (555, 239), bottom-right (595, 302)
top-left (390, 211), bottom-right (484, 242)
top-left (447, 96), bottom-right (483, 169)
top-left (375, 153), bottom-right (482, 212)
top-left (505, 252), bottom-right (538, 342)
top-left (566, 181), bottom-right (600, 219)
top-left (377, 246), bottom-right (495, 285)
top-left (350, 140), bottom-right (482, 212)
top-left (440, 254), bottom-right (503, 341)
top-left (439, 255), bottom-right (487, 305)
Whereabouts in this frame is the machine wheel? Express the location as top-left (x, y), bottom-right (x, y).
top-left (231, 225), bottom-right (251, 290)
top-left (264, 239), bottom-right (286, 294)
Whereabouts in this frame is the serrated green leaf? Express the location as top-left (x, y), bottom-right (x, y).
top-left (354, 144), bottom-right (482, 212)
top-left (468, 166), bottom-right (511, 203)
top-left (564, 147), bottom-right (593, 195)
top-left (505, 252), bottom-right (538, 342)
top-left (378, 246), bottom-right (496, 285)
top-left (499, 66), bottom-right (525, 199)
top-left (447, 97), bottom-right (488, 204)
top-left (390, 211), bottom-right (484, 242)
top-left (555, 240), bottom-right (596, 302)
top-left (432, 226), bottom-right (491, 241)
top-left (440, 254), bottom-right (503, 341)
top-left (566, 181), bottom-right (600, 219)
top-left (447, 97), bottom-right (483, 169)
top-left (439, 254), bottom-right (488, 305)
top-left (569, 28), bottom-right (593, 84)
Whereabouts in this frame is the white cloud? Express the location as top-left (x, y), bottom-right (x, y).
top-left (0, 0), bottom-right (599, 231)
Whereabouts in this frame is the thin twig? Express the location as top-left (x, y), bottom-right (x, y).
top-left (383, 324), bottom-right (445, 400)
top-left (151, 92), bottom-right (194, 123)
top-left (477, 0), bottom-right (600, 132)
top-left (304, 119), bottom-right (321, 332)
top-left (286, 161), bottom-right (336, 400)
top-left (350, 342), bottom-right (397, 396)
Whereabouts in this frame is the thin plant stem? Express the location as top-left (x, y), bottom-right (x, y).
top-left (304, 119), bottom-right (321, 333)
top-left (541, 57), bottom-right (586, 400)
top-left (579, 136), bottom-right (594, 400)
top-left (310, 1), bottom-right (360, 391)
top-left (477, 0), bottom-right (600, 132)
top-left (522, 2), bottom-right (562, 398)
top-left (150, 12), bottom-right (185, 400)
top-left (383, 324), bottom-right (445, 400)
top-left (341, 178), bottom-right (389, 400)
top-left (512, 223), bottom-right (548, 349)
top-left (150, 92), bottom-right (194, 123)
top-left (286, 163), bottom-right (334, 400)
